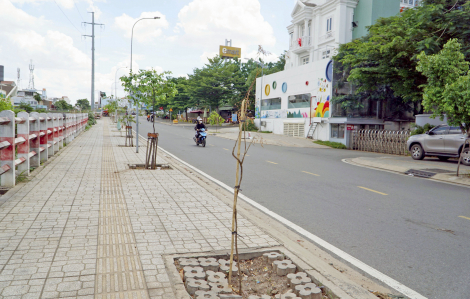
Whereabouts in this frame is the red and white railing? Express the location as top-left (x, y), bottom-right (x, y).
top-left (0, 111), bottom-right (88, 187)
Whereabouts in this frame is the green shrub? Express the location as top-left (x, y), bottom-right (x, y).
top-left (242, 119), bottom-right (258, 131)
top-left (313, 140), bottom-right (347, 149)
top-left (410, 123), bottom-right (435, 136)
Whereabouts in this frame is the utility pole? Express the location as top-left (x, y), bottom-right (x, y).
top-left (83, 12), bottom-right (104, 110)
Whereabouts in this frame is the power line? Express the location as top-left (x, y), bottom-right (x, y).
top-left (74, 2), bottom-right (85, 22)
top-left (53, 0), bottom-right (83, 35)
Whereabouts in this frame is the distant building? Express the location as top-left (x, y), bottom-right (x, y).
top-left (0, 81), bottom-right (18, 102)
top-left (61, 96), bottom-right (71, 104)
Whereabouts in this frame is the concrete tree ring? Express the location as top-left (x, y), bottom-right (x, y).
top-left (199, 257), bottom-right (220, 272)
top-left (179, 258), bottom-right (200, 267)
top-left (194, 290), bottom-right (219, 299)
top-left (218, 259), bottom-right (238, 275)
top-left (206, 270), bottom-right (228, 284)
top-left (219, 295), bottom-right (243, 299)
top-left (263, 252), bottom-right (283, 265)
top-left (183, 266), bottom-right (205, 281)
top-left (186, 279), bottom-right (210, 295)
top-left (274, 294), bottom-right (302, 299)
top-left (209, 282), bottom-right (233, 294)
top-left (294, 283), bottom-right (321, 299)
top-left (248, 295), bottom-right (272, 299)
top-left (273, 260), bottom-right (296, 276)
top-left (287, 272), bottom-right (312, 287)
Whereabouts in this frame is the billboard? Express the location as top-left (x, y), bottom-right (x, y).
top-left (219, 46), bottom-right (241, 59)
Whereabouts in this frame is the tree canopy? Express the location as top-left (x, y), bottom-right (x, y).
top-left (75, 99), bottom-right (91, 111)
top-left (417, 39), bottom-right (470, 135)
top-left (54, 99), bottom-right (73, 111)
top-left (334, 0), bottom-right (470, 110)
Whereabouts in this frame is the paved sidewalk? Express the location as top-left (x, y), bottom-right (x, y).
top-left (0, 119), bottom-right (279, 299)
top-left (347, 155), bottom-right (470, 186)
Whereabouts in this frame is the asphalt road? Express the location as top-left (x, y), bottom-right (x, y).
top-left (134, 118), bottom-right (470, 299)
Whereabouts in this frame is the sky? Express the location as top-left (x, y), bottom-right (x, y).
top-left (0, 0), bottom-right (296, 104)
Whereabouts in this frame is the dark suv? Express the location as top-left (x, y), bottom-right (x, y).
top-left (407, 125), bottom-right (470, 165)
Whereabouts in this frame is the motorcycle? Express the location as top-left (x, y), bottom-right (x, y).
top-left (194, 128), bottom-right (207, 147)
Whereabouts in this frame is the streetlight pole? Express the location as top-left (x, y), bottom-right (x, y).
top-left (130, 16), bottom-right (160, 153)
top-left (115, 66), bottom-right (128, 101)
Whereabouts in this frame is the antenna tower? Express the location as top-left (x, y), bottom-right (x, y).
top-left (28, 60), bottom-right (35, 90)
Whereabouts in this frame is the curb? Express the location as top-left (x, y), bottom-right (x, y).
top-left (343, 158), bottom-right (470, 188)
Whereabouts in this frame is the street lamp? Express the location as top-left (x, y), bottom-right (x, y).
top-left (130, 16), bottom-right (160, 153)
top-left (115, 66), bottom-right (128, 100)
top-left (244, 58), bottom-right (265, 129)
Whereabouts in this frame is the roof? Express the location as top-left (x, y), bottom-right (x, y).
top-left (0, 81), bottom-right (15, 85)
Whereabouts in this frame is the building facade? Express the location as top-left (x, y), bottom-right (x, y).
top-left (255, 0), bottom-right (401, 145)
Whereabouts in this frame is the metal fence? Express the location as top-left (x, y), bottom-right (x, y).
top-left (351, 130), bottom-right (410, 155)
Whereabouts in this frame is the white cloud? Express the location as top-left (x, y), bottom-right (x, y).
top-left (114, 11), bottom-right (169, 43)
top-left (199, 51), bottom-right (218, 63)
top-left (176, 0), bottom-right (276, 50)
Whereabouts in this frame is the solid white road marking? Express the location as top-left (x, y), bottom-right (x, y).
top-left (132, 130), bottom-right (426, 299)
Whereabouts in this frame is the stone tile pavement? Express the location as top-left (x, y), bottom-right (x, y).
top-left (0, 118), bottom-right (279, 299)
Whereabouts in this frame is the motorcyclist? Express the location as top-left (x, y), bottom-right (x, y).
top-left (194, 118), bottom-right (206, 141)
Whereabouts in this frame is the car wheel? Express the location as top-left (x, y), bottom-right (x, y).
top-left (438, 156), bottom-right (450, 161)
top-left (461, 148), bottom-right (470, 166)
top-left (411, 144), bottom-right (425, 160)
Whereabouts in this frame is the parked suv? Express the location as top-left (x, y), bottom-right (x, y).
top-left (407, 125), bottom-right (470, 165)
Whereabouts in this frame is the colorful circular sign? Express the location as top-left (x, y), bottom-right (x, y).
top-left (282, 82), bottom-right (287, 93)
top-left (272, 81), bottom-right (277, 89)
top-left (265, 84), bottom-right (270, 96)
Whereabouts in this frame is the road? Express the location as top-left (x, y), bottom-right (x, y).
top-left (133, 118), bottom-right (470, 299)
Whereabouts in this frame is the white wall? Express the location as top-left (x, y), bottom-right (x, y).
top-left (255, 58), bottom-right (332, 139)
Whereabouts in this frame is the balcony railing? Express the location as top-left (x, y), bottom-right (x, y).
top-left (290, 36), bottom-right (311, 50)
top-left (319, 31), bottom-right (335, 43)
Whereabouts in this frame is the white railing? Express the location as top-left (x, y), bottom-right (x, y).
top-left (290, 36), bottom-right (312, 50)
top-left (0, 111), bottom-right (88, 187)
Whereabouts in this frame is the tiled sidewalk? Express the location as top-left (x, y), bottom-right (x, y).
top-left (0, 119), bottom-right (279, 299)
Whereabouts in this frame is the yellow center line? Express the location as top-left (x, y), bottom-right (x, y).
top-left (267, 161), bottom-right (278, 165)
top-left (459, 216), bottom-right (470, 221)
top-left (358, 186), bottom-right (388, 196)
top-left (210, 144), bottom-right (214, 146)
top-left (302, 171), bottom-right (320, 177)
top-left (223, 148), bottom-right (229, 151)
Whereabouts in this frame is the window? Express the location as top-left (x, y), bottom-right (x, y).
top-left (308, 22), bottom-right (311, 37)
top-left (301, 56), bottom-right (309, 65)
top-left (448, 127), bottom-right (463, 134)
top-left (261, 98), bottom-right (281, 110)
top-left (331, 124), bottom-right (345, 139)
top-left (431, 126), bottom-right (448, 135)
top-left (326, 17), bottom-right (332, 32)
top-left (288, 94), bottom-right (310, 109)
top-left (289, 32), bottom-right (293, 46)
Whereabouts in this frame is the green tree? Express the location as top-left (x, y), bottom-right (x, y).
top-left (334, 0), bottom-right (470, 108)
top-left (75, 99), bottom-right (91, 110)
top-left (121, 69), bottom-right (178, 132)
top-left (104, 99), bottom-right (119, 114)
top-left (185, 56), bottom-right (244, 112)
top-left (207, 111), bottom-right (224, 132)
top-left (0, 97), bottom-right (13, 112)
top-left (19, 102), bottom-right (34, 113)
top-left (33, 93), bottom-right (42, 103)
top-left (54, 99), bottom-right (73, 111)
top-left (167, 77), bottom-right (196, 121)
top-left (417, 39), bottom-right (470, 135)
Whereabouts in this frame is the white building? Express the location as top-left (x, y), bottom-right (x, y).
top-left (255, 0), bottom-right (401, 145)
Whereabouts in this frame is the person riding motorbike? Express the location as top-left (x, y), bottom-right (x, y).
top-left (194, 118), bottom-right (206, 141)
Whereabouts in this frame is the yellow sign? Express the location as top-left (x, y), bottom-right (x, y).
top-left (169, 108), bottom-right (173, 112)
top-left (265, 84), bottom-right (270, 96)
top-left (219, 46), bottom-right (241, 58)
